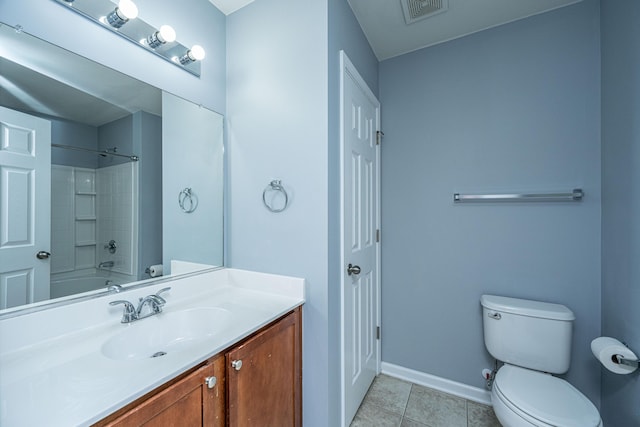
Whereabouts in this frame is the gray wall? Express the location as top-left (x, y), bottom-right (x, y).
top-left (50, 117), bottom-right (98, 169)
top-left (162, 92), bottom-right (224, 270)
top-left (134, 111), bottom-right (163, 279)
top-left (98, 115), bottom-right (133, 168)
top-left (226, 0), bottom-right (329, 425)
top-left (379, 0), bottom-right (602, 406)
top-left (601, 0), bottom-right (640, 424)
top-left (328, 0), bottom-right (379, 95)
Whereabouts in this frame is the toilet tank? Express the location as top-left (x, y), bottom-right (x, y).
top-left (481, 295), bottom-right (575, 374)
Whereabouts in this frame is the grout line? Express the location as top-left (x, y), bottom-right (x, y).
top-left (402, 384), bottom-right (411, 417)
top-left (466, 398), bottom-right (469, 427)
top-left (398, 384), bottom-right (411, 427)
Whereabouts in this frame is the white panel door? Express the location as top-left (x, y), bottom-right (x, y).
top-left (340, 51), bottom-right (381, 426)
top-left (0, 106), bottom-right (51, 309)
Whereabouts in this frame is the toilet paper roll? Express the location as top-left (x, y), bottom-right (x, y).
top-left (149, 264), bottom-right (163, 278)
top-left (591, 337), bottom-right (638, 374)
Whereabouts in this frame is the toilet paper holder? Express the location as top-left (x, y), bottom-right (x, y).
top-left (614, 354), bottom-right (639, 368)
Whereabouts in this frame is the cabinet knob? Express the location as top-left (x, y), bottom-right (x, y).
top-left (231, 359), bottom-right (243, 371)
top-left (204, 376), bottom-right (217, 389)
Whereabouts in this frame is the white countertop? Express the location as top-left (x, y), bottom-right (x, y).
top-left (0, 268), bottom-right (305, 427)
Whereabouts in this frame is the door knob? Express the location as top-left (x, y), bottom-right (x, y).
top-left (347, 263), bottom-right (361, 276)
top-left (231, 359), bottom-right (243, 371)
top-left (36, 251), bottom-right (51, 260)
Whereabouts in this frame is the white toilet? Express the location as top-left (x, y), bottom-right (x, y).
top-left (481, 295), bottom-right (602, 427)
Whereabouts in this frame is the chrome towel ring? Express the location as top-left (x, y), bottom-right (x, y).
top-left (263, 180), bottom-right (289, 213)
top-left (178, 188), bottom-right (198, 213)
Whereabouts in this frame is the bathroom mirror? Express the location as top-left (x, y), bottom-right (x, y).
top-left (0, 22), bottom-right (224, 313)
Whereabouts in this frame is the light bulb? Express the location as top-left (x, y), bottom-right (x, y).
top-left (118, 0), bottom-right (138, 20)
top-left (159, 25), bottom-right (176, 43)
top-left (178, 45), bottom-right (206, 65)
top-left (105, 0), bottom-right (138, 28)
top-left (146, 25), bottom-right (176, 48)
top-left (190, 45), bottom-right (205, 61)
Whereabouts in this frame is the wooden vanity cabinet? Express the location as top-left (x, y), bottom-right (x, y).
top-left (96, 355), bottom-right (226, 427)
top-left (227, 307), bottom-right (302, 427)
top-left (93, 307), bottom-right (301, 427)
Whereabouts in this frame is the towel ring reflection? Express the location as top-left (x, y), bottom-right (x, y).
top-left (178, 188), bottom-right (198, 213)
top-left (262, 180), bottom-right (289, 213)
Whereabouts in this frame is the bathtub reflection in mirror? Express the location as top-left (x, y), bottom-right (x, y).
top-left (0, 23), bottom-right (224, 312)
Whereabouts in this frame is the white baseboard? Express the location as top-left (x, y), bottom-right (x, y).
top-left (381, 362), bottom-right (492, 406)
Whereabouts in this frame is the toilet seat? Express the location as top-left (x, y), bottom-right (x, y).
top-left (492, 365), bottom-right (602, 427)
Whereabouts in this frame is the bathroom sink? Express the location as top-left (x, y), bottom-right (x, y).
top-left (101, 307), bottom-right (232, 361)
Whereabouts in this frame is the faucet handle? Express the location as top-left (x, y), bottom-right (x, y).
top-left (110, 300), bottom-right (137, 323)
top-left (155, 287), bottom-right (171, 300)
top-left (156, 287), bottom-right (171, 296)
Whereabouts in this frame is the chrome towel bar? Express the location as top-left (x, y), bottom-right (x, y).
top-left (453, 189), bottom-right (583, 203)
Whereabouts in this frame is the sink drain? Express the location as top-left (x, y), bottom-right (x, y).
top-left (151, 351), bottom-right (167, 358)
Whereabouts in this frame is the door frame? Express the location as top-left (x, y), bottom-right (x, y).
top-left (339, 50), bottom-right (381, 426)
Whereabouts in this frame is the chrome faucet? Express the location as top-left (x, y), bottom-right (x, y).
top-left (109, 300), bottom-right (137, 323)
top-left (110, 287), bottom-right (171, 323)
top-left (136, 294), bottom-right (167, 317)
top-left (99, 260), bottom-right (115, 269)
top-left (106, 281), bottom-right (122, 293)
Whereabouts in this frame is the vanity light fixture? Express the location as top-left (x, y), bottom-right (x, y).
top-left (104, 0), bottom-right (138, 29)
top-left (177, 45), bottom-right (206, 65)
top-left (53, 0), bottom-right (204, 77)
top-left (145, 25), bottom-right (176, 48)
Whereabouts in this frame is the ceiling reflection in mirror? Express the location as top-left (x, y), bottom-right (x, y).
top-left (0, 22), bottom-right (224, 314)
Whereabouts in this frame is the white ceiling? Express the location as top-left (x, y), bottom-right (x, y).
top-left (347, 0), bottom-right (584, 60)
top-left (209, 0), bottom-right (583, 60)
top-left (208, 0), bottom-right (255, 15)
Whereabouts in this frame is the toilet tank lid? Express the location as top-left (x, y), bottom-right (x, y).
top-left (481, 295), bottom-right (575, 321)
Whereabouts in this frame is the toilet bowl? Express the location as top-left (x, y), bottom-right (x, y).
top-left (491, 365), bottom-right (602, 427)
top-left (480, 295), bottom-right (603, 427)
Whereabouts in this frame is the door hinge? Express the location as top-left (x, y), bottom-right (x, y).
top-left (376, 326), bottom-right (380, 340)
top-left (376, 130), bottom-right (384, 146)
top-left (376, 229), bottom-right (380, 243)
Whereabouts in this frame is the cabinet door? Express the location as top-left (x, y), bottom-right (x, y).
top-left (227, 308), bottom-right (302, 427)
top-left (100, 355), bottom-right (225, 427)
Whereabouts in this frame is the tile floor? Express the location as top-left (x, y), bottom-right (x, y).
top-left (350, 374), bottom-right (501, 427)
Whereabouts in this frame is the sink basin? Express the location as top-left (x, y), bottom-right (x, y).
top-left (101, 307), bottom-right (232, 360)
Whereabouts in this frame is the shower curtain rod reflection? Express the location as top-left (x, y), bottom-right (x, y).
top-left (52, 144), bottom-right (139, 161)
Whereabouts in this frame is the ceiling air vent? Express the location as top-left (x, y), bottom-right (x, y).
top-left (401, 0), bottom-right (448, 25)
